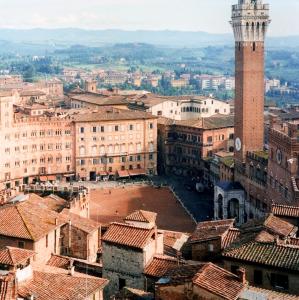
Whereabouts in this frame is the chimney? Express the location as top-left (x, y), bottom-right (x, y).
top-left (68, 266), bottom-right (75, 276)
top-left (236, 268), bottom-right (246, 284)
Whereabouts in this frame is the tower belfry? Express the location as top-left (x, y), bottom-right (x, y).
top-left (231, 0), bottom-right (270, 170)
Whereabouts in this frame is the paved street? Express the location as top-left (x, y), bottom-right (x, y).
top-left (151, 175), bottom-right (214, 223)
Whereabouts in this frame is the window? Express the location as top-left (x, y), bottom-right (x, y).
top-left (271, 273), bottom-right (289, 290)
top-left (119, 278), bottom-right (126, 290)
top-left (254, 270), bottom-right (263, 285)
top-left (207, 136), bottom-right (213, 143)
top-left (231, 265), bottom-right (239, 274)
top-left (93, 127), bottom-right (97, 133)
top-left (46, 234), bottom-right (48, 248)
top-left (149, 154), bottom-right (153, 160)
top-left (129, 124), bottom-right (134, 131)
top-left (149, 123), bottom-right (154, 129)
top-left (18, 241), bottom-right (25, 249)
top-left (115, 125), bottom-right (119, 132)
top-left (101, 126), bottom-right (105, 132)
top-left (80, 127), bottom-right (84, 134)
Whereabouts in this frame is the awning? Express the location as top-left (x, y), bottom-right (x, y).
top-left (98, 171), bottom-right (108, 176)
top-left (47, 175), bottom-right (56, 181)
top-left (40, 176), bottom-right (47, 182)
top-left (64, 174), bottom-right (75, 177)
top-left (108, 172), bottom-right (115, 176)
top-left (117, 170), bottom-right (130, 178)
top-left (128, 169), bottom-right (147, 176)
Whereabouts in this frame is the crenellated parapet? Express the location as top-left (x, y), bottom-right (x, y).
top-left (231, 0), bottom-right (270, 42)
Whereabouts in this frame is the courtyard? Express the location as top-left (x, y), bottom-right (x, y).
top-left (89, 185), bottom-right (196, 233)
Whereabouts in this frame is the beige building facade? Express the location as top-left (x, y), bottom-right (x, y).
top-left (0, 92), bottom-right (158, 192)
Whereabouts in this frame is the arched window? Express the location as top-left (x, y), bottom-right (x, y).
top-left (114, 144), bottom-right (120, 154)
top-left (79, 146), bottom-right (85, 156)
top-left (91, 145), bottom-right (97, 156)
top-left (100, 145), bottom-right (105, 155)
top-left (108, 145), bottom-right (113, 154)
top-left (129, 143), bottom-right (134, 153)
top-left (149, 142), bottom-right (154, 153)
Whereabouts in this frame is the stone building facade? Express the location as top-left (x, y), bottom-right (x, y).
top-left (267, 116), bottom-right (299, 205)
top-left (72, 109), bottom-right (158, 180)
top-left (102, 211), bottom-right (164, 297)
top-left (158, 115), bottom-right (234, 176)
top-left (0, 92), bottom-right (158, 192)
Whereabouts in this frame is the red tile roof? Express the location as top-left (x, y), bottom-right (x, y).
top-left (47, 255), bottom-right (72, 270)
top-left (61, 210), bottom-right (101, 234)
top-left (144, 255), bottom-right (180, 278)
top-left (0, 247), bottom-right (35, 266)
top-left (264, 214), bottom-right (297, 237)
top-left (222, 228), bottom-right (241, 249)
top-left (223, 241), bottom-right (299, 271)
top-left (102, 222), bottom-right (155, 249)
top-left (18, 270), bottom-right (108, 300)
top-left (162, 230), bottom-right (190, 257)
top-left (272, 204), bottom-right (299, 218)
top-left (0, 195), bottom-right (65, 241)
top-left (246, 286), bottom-right (299, 300)
top-left (125, 210), bottom-right (157, 224)
top-left (192, 263), bottom-right (245, 300)
top-left (158, 263), bottom-right (245, 300)
top-left (241, 214), bottom-right (297, 238)
top-left (190, 219), bottom-right (235, 243)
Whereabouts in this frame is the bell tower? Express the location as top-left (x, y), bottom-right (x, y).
top-left (231, 0), bottom-right (270, 169)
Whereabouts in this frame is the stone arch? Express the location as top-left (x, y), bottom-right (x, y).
top-left (227, 198), bottom-right (240, 222)
top-left (217, 194), bottom-right (224, 219)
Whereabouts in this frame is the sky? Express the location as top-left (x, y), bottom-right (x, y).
top-left (0, 0), bottom-right (298, 36)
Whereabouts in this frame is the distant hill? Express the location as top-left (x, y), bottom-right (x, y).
top-left (0, 29), bottom-right (298, 52)
top-left (0, 28), bottom-right (232, 47)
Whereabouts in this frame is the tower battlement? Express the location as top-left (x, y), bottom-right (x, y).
top-left (231, 0), bottom-right (270, 42)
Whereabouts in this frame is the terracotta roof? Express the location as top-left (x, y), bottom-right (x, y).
top-left (71, 107), bottom-right (156, 122)
top-left (163, 230), bottom-right (190, 257)
top-left (240, 214), bottom-right (297, 238)
top-left (223, 241), bottom-right (299, 271)
top-left (70, 93), bottom-right (129, 106)
top-left (144, 255), bottom-right (179, 278)
top-left (244, 286), bottom-right (299, 300)
top-left (32, 194), bottom-right (67, 213)
top-left (125, 210), bottom-right (157, 224)
top-left (272, 204), bottom-right (299, 218)
top-left (289, 238), bottom-right (299, 246)
top-left (158, 263), bottom-right (245, 300)
top-left (20, 90), bottom-right (46, 97)
top-left (0, 194), bottom-right (65, 241)
top-left (102, 222), bottom-right (155, 249)
top-left (61, 210), bottom-right (101, 234)
top-left (0, 247), bottom-right (35, 266)
top-left (192, 263), bottom-right (245, 300)
top-left (222, 228), bottom-right (241, 249)
top-left (190, 219), bottom-right (235, 243)
top-left (264, 214), bottom-right (297, 237)
top-left (47, 255), bottom-right (72, 270)
top-left (18, 269), bottom-right (108, 300)
top-left (175, 115), bottom-right (234, 130)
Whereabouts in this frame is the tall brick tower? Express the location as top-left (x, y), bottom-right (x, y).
top-left (231, 0), bottom-right (270, 170)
